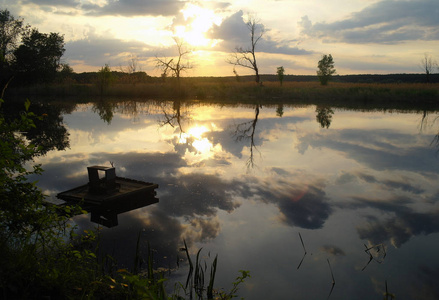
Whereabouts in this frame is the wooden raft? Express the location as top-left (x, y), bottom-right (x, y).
top-left (56, 166), bottom-right (159, 205)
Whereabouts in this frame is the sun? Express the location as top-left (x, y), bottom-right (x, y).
top-left (175, 3), bottom-right (221, 47)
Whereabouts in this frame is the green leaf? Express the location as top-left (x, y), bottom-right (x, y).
top-left (24, 99), bottom-right (31, 111)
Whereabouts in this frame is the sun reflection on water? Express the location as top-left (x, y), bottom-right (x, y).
top-left (179, 125), bottom-right (214, 160)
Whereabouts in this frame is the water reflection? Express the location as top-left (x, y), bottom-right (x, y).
top-left (93, 99), bottom-right (116, 124)
top-left (232, 105), bottom-right (261, 168)
top-left (25, 99), bottom-right (439, 299)
top-left (3, 100), bottom-right (70, 156)
top-left (315, 106), bottom-right (334, 128)
top-left (88, 195), bottom-right (159, 228)
top-left (159, 99), bottom-right (186, 133)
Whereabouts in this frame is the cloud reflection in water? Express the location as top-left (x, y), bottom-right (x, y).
top-left (31, 102), bottom-right (439, 299)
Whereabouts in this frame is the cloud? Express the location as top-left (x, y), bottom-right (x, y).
top-left (356, 172), bottom-right (425, 194)
top-left (83, 0), bottom-right (185, 17)
top-left (357, 208), bottom-right (439, 248)
top-left (210, 10), bottom-right (312, 55)
top-left (297, 129), bottom-right (438, 174)
top-left (238, 173), bottom-right (333, 229)
top-left (276, 186), bottom-right (332, 229)
top-left (299, 0), bottom-right (439, 43)
top-left (342, 195), bottom-right (439, 248)
top-left (22, 0), bottom-right (80, 8)
top-left (156, 172), bottom-right (242, 218)
top-left (321, 245), bottom-right (346, 256)
top-left (65, 27), bottom-right (159, 67)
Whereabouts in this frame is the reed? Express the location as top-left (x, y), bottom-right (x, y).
top-left (175, 239), bottom-right (249, 300)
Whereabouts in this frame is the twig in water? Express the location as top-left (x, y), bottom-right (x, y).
top-left (326, 258), bottom-right (336, 300)
top-left (362, 243), bottom-right (387, 271)
top-left (383, 280), bottom-right (395, 299)
top-left (297, 232), bottom-right (307, 269)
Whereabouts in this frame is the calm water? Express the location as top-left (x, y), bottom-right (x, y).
top-left (31, 100), bottom-right (439, 299)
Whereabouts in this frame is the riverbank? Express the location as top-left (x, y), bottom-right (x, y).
top-left (6, 81), bottom-right (439, 111)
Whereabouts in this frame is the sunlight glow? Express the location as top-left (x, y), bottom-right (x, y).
top-left (188, 125), bottom-right (209, 139)
top-left (178, 125), bottom-right (213, 154)
top-left (175, 3), bottom-right (222, 47)
top-left (192, 138), bottom-right (212, 153)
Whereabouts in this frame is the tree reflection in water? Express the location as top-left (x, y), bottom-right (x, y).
top-left (2, 100), bottom-right (70, 156)
top-left (315, 106), bottom-right (334, 129)
top-left (159, 99), bottom-right (187, 135)
top-left (93, 98), bottom-right (116, 124)
top-left (232, 105), bottom-right (260, 168)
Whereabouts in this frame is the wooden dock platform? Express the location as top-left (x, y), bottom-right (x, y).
top-left (56, 166), bottom-right (159, 227)
top-left (57, 176), bottom-right (158, 205)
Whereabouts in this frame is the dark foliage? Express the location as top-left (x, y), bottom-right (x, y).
top-left (13, 28), bottom-right (65, 85)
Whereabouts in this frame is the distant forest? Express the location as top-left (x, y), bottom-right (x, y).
top-left (68, 71), bottom-right (439, 85)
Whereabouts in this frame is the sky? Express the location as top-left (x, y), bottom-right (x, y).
top-left (3, 0), bottom-right (439, 76)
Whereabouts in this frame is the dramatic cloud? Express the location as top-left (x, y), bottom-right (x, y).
top-left (210, 10), bottom-right (312, 55)
top-left (276, 186), bottom-right (332, 229)
top-left (299, 0), bottom-right (439, 43)
top-left (237, 173), bottom-right (333, 229)
top-left (65, 28), bottom-right (157, 67)
top-left (357, 208), bottom-right (439, 247)
top-left (342, 195), bottom-right (439, 248)
top-left (156, 173), bottom-right (242, 218)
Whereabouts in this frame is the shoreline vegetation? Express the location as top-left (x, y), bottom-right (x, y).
top-left (6, 79), bottom-right (439, 111)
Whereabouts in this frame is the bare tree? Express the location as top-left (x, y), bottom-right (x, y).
top-left (227, 16), bottom-right (264, 84)
top-left (155, 37), bottom-right (193, 85)
top-left (127, 56), bottom-right (138, 74)
top-left (420, 53), bottom-right (437, 83)
top-left (119, 55), bottom-right (147, 85)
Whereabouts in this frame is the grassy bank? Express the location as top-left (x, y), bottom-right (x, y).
top-left (7, 80), bottom-right (439, 104)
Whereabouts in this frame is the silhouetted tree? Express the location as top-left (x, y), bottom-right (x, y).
top-left (95, 64), bottom-right (114, 95)
top-left (0, 9), bottom-right (28, 90)
top-left (317, 54), bottom-right (336, 85)
top-left (420, 53), bottom-right (437, 83)
top-left (277, 66), bottom-right (285, 86)
top-left (233, 67), bottom-right (241, 82)
top-left (119, 55), bottom-right (147, 85)
top-left (13, 28), bottom-right (65, 85)
top-left (56, 63), bottom-right (74, 83)
top-left (228, 16), bottom-right (264, 84)
top-left (155, 37), bottom-right (193, 86)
